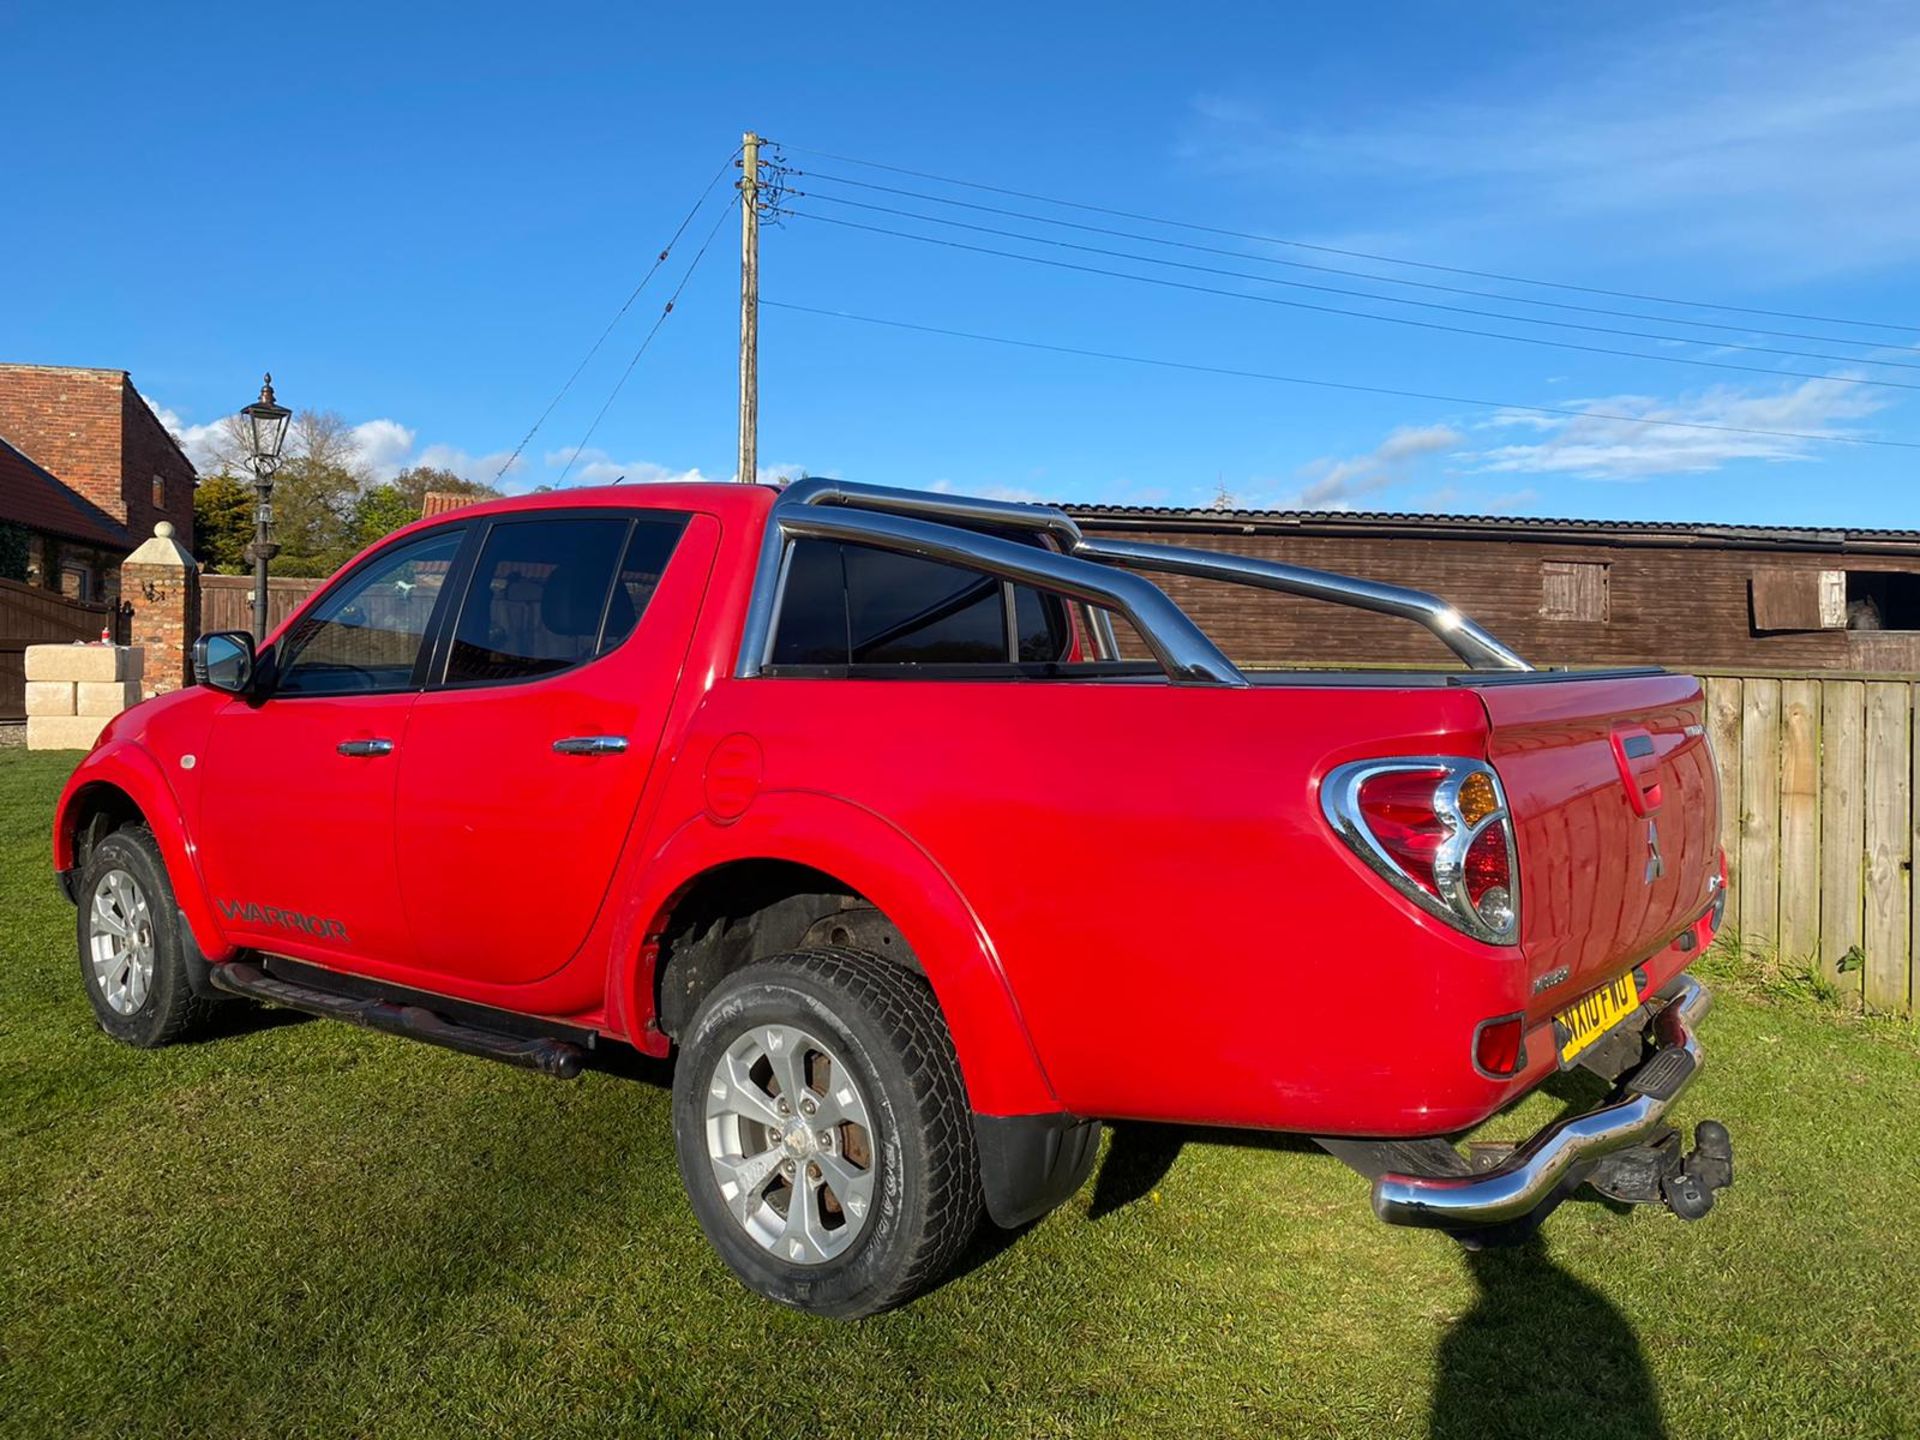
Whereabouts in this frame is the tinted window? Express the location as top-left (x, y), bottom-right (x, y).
top-left (768, 540), bottom-right (1073, 667)
top-left (600, 518), bottom-right (689, 653)
top-left (277, 529), bottom-right (462, 696)
top-left (445, 518), bottom-right (628, 684)
top-left (1013, 584), bottom-right (1071, 662)
top-left (846, 545), bottom-right (1005, 662)
top-left (772, 541), bottom-right (851, 665)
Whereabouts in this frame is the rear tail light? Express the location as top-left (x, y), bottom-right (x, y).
top-left (1472, 1013), bottom-right (1527, 1078)
top-left (1321, 756), bottom-right (1521, 945)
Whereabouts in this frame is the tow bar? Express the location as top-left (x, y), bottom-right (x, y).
top-left (1589, 1119), bottom-right (1734, 1219)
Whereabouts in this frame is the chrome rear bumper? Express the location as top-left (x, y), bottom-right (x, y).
top-left (1372, 976), bottom-right (1712, 1229)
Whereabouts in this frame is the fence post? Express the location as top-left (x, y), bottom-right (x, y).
top-left (122, 522), bottom-right (200, 698)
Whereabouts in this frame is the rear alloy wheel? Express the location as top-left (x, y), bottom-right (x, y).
top-left (704, 1022), bottom-right (879, 1263)
top-left (76, 826), bottom-right (222, 1048)
top-left (672, 949), bottom-right (981, 1317)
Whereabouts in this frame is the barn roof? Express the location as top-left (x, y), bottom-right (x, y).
top-left (0, 435), bottom-right (132, 551)
top-left (1063, 504), bottom-right (1920, 553)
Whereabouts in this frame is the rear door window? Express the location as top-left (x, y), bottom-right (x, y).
top-left (770, 540), bottom-right (1071, 667)
top-left (443, 515), bottom-right (685, 685)
top-left (846, 545), bottom-right (1005, 663)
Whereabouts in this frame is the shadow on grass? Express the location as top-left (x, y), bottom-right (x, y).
top-left (1431, 1235), bottom-right (1663, 1440)
top-left (1087, 1121), bottom-right (1322, 1219)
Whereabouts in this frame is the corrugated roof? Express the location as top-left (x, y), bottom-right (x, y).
top-left (0, 436), bottom-right (131, 551)
top-left (1064, 503), bottom-right (1920, 548)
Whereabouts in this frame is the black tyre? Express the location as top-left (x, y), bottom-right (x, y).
top-left (76, 826), bottom-right (222, 1048)
top-left (671, 948), bottom-right (981, 1317)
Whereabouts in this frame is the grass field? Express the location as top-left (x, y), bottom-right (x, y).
top-left (4, 747), bottom-right (1920, 1438)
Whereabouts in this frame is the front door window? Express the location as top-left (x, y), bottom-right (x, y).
top-left (275, 530), bottom-right (462, 696)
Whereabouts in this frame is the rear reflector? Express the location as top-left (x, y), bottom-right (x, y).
top-left (1473, 1014), bottom-right (1527, 1079)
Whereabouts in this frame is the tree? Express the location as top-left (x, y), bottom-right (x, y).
top-left (261, 410), bottom-right (372, 576)
top-left (192, 473), bottom-right (255, 574)
top-left (184, 407), bottom-right (505, 575)
top-left (389, 465), bottom-right (499, 511)
top-left (349, 483), bottom-right (423, 551)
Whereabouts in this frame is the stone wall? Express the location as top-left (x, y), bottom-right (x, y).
top-left (24, 644), bottom-right (143, 749)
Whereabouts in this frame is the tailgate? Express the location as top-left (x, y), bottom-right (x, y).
top-left (1473, 672), bottom-right (1721, 1020)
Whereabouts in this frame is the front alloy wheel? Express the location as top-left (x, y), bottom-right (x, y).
top-left (89, 868), bottom-right (158, 1016)
top-left (76, 825), bottom-right (222, 1048)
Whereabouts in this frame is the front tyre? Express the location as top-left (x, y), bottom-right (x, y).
top-left (672, 949), bottom-right (981, 1318)
top-left (76, 826), bottom-right (221, 1048)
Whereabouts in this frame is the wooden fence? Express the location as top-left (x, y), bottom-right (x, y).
top-left (1703, 672), bottom-right (1917, 1013)
top-left (199, 574), bottom-right (324, 636)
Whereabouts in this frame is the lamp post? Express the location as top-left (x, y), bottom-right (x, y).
top-left (239, 373), bottom-right (292, 643)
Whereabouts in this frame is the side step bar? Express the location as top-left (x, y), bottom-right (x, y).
top-left (208, 959), bottom-right (587, 1079)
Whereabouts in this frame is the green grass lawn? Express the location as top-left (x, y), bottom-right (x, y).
top-left (4, 748), bottom-right (1919, 1438)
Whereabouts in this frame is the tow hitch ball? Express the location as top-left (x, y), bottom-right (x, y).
top-left (1589, 1120), bottom-right (1734, 1220)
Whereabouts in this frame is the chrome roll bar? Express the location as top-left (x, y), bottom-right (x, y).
top-left (735, 478), bottom-right (1530, 684)
top-left (1074, 536), bottom-right (1533, 674)
top-left (754, 505), bottom-right (1246, 686)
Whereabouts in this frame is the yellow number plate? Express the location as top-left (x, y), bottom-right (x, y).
top-left (1555, 972), bottom-right (1642, 1065)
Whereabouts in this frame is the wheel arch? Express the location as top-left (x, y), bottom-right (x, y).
top-left (619, 792), bottom-right (1061, 1117)
top-left (55, 746), bottom-right (231, 962)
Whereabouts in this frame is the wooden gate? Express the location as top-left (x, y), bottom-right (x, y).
top-left (0, 578), bottom-right (121, 720)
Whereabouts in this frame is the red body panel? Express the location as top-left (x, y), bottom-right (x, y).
top-left (54, 482), bottom-right (1721, 1139)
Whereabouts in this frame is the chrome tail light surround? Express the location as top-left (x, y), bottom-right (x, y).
top-left (1320, 756), bottom-right (1522, 947)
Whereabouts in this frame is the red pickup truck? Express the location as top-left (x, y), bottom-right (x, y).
top-left (53, 479), bottom-right (1731, 1316)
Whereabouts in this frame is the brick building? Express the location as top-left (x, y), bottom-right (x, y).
top-left (0, 363), bottom-right (197, 607)
top-left (1066, 505), bottom-right (1920, 674)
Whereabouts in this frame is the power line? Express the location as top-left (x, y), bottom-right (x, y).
top-left (789, 169), bottom-right (1917, 355)
top-left (787, 189), bottom-right (1920, 374)
top-left (782, 209), bottom-right (1920, 393)
top-left (553, 200), bottom-right (734, 486)
top-left (494, 148), bottom-right (740, 484)
top-left (774, 142), bottom-right (1920, 336)
top-left (763, 298), bottom-right (1920, 452)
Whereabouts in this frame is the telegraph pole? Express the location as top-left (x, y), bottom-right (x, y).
top-left (737, 130), bottom-right (760, 483)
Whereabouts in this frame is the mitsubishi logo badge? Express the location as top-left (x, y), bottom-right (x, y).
top-left (1644, 819), bottom-right (1666, 885)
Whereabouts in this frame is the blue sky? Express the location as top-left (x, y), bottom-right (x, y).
top-left (5, 1), bottom-right (1918, 525)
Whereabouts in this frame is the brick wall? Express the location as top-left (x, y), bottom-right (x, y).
top-left (121, 381), bottom-right (197, 546)
top-left (0, 363), bottom-right (196, 548)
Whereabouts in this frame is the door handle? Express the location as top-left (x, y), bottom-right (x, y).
top-left (553, 735), bottom-right (629, 756)
top-left (337, 738), bottom-right (395, 758)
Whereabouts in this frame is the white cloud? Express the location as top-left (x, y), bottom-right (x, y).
top-left (347, 419), bottom-right (416, 481)
top-left (144, 397), bottom-right (232, 473)
top-left (415, 443), bottom-right (525, 486)
top-left (150, 398), bottom-right (719, 493)
top-left (1467, 374), bottom-right (1887, 480)
top-left (1280, 423), bottom-right (1463, 507)
top-left (540, 446), bottom-right (719, 487)
top-left (1181, 5), bottom-right (1920, 274)
top-left (927, 477), bottom-right (1047, 503)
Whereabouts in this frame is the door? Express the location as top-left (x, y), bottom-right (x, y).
top-left (394, 509), bottom-right (711, 986)
top-left (195, 527), bottom-right (465, 967)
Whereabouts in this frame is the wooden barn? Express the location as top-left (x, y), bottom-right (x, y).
top-left (1064, 505), bottom-right (1920, 675)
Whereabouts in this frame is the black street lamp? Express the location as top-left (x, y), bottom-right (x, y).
top-left (239, 373), bottom-right (292, 643)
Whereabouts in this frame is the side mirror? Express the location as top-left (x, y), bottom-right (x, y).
top-left (193, 631), bottom-right (256, 695)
